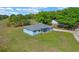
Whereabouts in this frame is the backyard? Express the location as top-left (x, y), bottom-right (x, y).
top-left (0, 20), bottom-right (79, 51)
top-left (0, 7), bottom-right (79, 51)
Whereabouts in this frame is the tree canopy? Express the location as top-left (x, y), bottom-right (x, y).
top-left (35, 7), bottom-right (79, 29)
top-left (0, 15), bottom-right (8, 20)
top-left (7, 14), bottom-right (30, 27)
top-left (1, 7), bottom-right (79, 29)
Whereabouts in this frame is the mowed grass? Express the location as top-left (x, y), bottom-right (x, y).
top-left (0, 27), bottom-right (79, 52)
top-left (0, 20), bottom-right (79, 52)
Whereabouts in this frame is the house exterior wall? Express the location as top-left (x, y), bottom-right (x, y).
top-left (23, 29), bottom-right (41, 36)
top-left (23, 29), bottom-right (34, 36)
top-left (23, 27), bottom-right (52, 36)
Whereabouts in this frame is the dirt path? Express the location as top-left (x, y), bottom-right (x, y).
top-left (72, 31), bottom-right (79, 42)
top-left (53, 28), bottom-right (79, 42)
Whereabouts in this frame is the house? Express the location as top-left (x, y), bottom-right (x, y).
top-left (52, 20), bottom-right (58, 25)
top-left (51, 20), bottom-right (58, 28)
top-left (23, 23), bottom-right (52, 36)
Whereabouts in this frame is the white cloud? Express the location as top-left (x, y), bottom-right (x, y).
top-left (30, 7), bottom-right (48, 9)
top-left (56, 7), bottom-right (67, 10)
top-left (10, 11), bottom-right (18, 15)
top-left (0, 7), bottom-right (19, 15)
top-left (16, 8), bottom-right (40, 14)
top-left (22, 9), bottom-right (28, 11)
top-left (0, 9), bottom-right (18, 15)
top-left (16, 8), bottom-right (22, 11)
top-left (16, 8), bottom-right (29, 11)
top-left (0, 7), bottom-right (14, 11)
top-left (5, 7), bottom-right (14, 11)
top-left (0, 7), bottom-right (67, 15)
top-left (0, 7), bottom-right (5, 10)
top-left (27, 8), bottom-right (40, 14)
top-left (0, 11), bottom-right (10, 15)
top-left (62, 7), bottom-right (68, 8)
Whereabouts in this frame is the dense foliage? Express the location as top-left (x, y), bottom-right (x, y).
top-left (7, 14), bottom-right (30, 27)
top-left (35, 11), bottom-right (54, 25)
top-left (56, 8), bottom-right (79, 28)
top-left (1, 7), bottom-right (79, 28)
top-left (0, 15), bottom-right (8, 20)
top-left (35, 8), bottom-right (79, 29)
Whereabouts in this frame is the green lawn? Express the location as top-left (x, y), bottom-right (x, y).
top-left (0, 26), bottom-right (79, 52)
top-left (0, 20), bottom-right (79, 52)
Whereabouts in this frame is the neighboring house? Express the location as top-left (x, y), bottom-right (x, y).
top-left (23, 23), bottom-right (52, 36)
top-left (51, 20), bottom-right (58, 28)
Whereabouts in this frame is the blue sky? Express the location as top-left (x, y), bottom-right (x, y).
top-left (0, 7), bottom-right (66, 15)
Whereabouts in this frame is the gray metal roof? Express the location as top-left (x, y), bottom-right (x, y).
top-left (24, 23), bottom-right (52, 31)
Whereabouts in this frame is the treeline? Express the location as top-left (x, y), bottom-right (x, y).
top-left (35, 7), bottom-right (79, 29)
top-left (1, 7), bottom-right (79, 29)
top-left (0, 15), bottom-right (8, 20)
top-left (7, 14), bottom-right (31, 27)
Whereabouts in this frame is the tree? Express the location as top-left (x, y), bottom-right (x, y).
top-left (7, 14), bottom-right (30, 27)
top-left (35, 11), bottom-right (52, 25)
top-left (0, 15), bottom-right (8, 20)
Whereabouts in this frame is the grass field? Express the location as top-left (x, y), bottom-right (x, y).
top-left (0, 20), bottom-right (79, 52)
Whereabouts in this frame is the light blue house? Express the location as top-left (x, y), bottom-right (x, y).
top-left (23, 23), bottom-right (52, 36)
